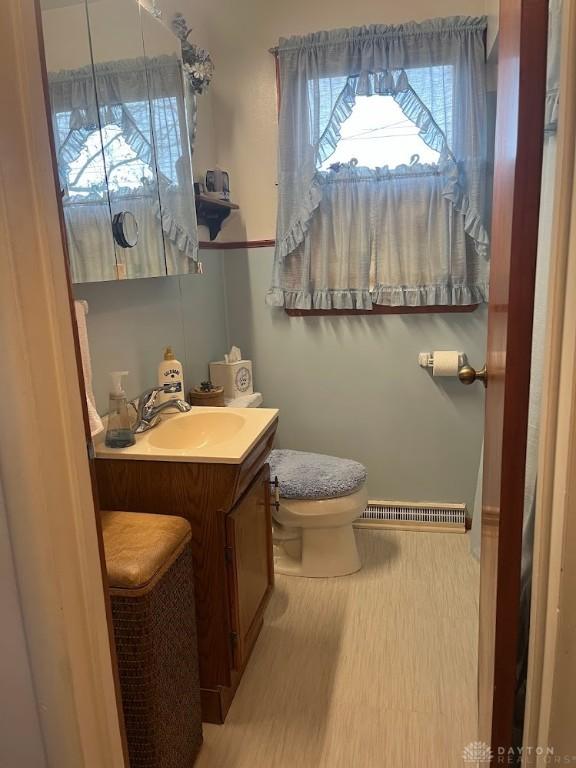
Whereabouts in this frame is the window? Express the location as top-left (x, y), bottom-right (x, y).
top-left (318, 95), bottom-right (440, 172)
top-left (268, 20), bottom-right (489, 313)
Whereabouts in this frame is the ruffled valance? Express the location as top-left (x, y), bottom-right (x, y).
top-left (269, 16), bottom-right (489, 309)
top-left (49, 55), bottom-right (183, 112)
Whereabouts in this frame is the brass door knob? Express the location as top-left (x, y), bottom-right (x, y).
top-left (458, 364), bottom-right (488, 387)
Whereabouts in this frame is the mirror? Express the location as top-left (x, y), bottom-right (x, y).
top-left (39, 0), bottom-right (202, 283)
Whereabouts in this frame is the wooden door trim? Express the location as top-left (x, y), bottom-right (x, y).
top-left (481, 0), bottom-right (549, 756)
top-left (0, 0), bottom-right (125, 764)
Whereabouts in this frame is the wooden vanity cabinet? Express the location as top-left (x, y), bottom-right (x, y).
top-left (95, 418), bottom-right (277, 724)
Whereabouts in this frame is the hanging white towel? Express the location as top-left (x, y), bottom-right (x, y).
top-left (74, 300), bottom-right (104, 437)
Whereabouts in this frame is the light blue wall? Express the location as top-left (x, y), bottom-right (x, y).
top-left (74, 251), bottom-right (229, 413)
top-left (222, 247), bottom-right (487, 510)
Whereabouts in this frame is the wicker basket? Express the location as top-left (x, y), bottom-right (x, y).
top-left (102, 511), bottom-right (203, 768)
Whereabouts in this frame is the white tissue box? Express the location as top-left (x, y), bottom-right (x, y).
top-left (210, 359), bottom-right (253, 400)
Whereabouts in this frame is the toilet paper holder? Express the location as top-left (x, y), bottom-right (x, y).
top-left (457, 363), bottom-right (488, 387)
top-left (418, 351), bottom-right (465, 371)
top-left (419, 352), bottom-right (488, 387)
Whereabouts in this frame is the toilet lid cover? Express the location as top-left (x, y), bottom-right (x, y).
top-left (268, 449), bottom-right (367, 500)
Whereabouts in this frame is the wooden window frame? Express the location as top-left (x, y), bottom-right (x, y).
top-left (285, 304), bottom-right (480, 316)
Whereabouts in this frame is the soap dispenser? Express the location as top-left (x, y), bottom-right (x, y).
top-left (105, 371), bottom-right (135, 448)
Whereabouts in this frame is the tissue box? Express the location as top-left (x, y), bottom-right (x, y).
top-left (209, 360), bottom-right (253, 400)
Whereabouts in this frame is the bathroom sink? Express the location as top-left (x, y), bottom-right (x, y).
top-left (147, 411), bottom-right (246, 450)
top-left (95, 406), bottom-right (279, 464)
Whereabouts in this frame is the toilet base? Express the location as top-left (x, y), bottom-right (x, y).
top-left (273, 524), bottom-right (361, 578)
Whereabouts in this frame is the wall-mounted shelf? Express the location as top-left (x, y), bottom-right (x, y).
top-left (195, 195), bottom-right (239, 241)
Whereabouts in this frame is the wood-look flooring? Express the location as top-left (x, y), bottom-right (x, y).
top-left (196, 529), bottom-right (479, 768)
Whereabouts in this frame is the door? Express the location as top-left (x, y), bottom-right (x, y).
top-left (479, 0), bottom-right (549, 757)
top-left (226, 466), bottom-right (274, 670)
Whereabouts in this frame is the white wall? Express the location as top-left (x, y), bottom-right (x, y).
top-left (224, 248), bottom-right (486, 509)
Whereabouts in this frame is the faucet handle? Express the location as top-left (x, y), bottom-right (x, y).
top-left (144, 387), bottom-right (161, 408)
top-left (137, 386), bottom-right (163, 420)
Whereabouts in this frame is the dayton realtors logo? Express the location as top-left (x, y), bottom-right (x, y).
top-left (463, 742), bottom-right (493, 764)
top-left (463, 742), bottom-right (576, 765)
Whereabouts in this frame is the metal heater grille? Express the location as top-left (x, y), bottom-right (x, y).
top-left (356, 501), bottom-right (467, 533)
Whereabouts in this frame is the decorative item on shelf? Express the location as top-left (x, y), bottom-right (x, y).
top-left (171, 13), bottom-right (214, 95)
top-left (205, 169), bottom-right (231, 201)
top-left (189, 381), bottom-right (225, 407)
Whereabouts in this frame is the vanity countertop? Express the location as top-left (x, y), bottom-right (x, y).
top-left (95, 406), bottom-right (279, 464)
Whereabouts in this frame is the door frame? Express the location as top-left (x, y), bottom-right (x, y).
top-left (0, 0), bottom-right (124, 765)
top-left (3, 0), bottom-right (576, 764)
top-left (523, 0), bottom-right (576, 757)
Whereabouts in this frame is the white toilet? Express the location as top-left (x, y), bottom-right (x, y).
top-left (268, 449), bottom-right (368, 578)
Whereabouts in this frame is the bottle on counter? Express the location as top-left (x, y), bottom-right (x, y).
top-left (105, 371), bottom-right (135, 448)
top-left (157, 346), bottom-right (185, 407)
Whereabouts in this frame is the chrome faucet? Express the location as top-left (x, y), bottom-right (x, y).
top-left (133, 384), bottom-right (191, 434)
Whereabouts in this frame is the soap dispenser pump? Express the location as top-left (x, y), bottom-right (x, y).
top-left (105, 371), bottom-right (135, 448)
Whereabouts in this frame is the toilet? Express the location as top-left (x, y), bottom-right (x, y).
top-left (268, 449), bottom-right (368, 578)
top-left (225, 394), bottom-right (368, 577)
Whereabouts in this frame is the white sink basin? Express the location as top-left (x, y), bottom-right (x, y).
top-left (147, 411), bottom-right (246, 451)
top-left (95, 406), bottom-right (279, 464)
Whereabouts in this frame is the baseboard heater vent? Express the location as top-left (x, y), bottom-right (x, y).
top-left (355, 501), bottom-right (468, 533)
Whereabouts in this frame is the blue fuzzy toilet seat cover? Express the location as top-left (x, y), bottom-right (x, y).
top-left (268, 449), bottom-right (367, 500)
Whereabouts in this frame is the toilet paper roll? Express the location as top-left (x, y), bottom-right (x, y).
top-left (432, 351), bottom-right (460, 377)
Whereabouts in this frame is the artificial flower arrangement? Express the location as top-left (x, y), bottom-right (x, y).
top-left (171, 13), bottom-right (214, 94)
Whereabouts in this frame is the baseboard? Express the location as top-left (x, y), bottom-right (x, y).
top-left (355, 500), bottom-right (468, 534)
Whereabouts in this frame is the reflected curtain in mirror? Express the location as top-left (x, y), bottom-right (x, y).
top-left (49, 54), bottom-right (199, 283)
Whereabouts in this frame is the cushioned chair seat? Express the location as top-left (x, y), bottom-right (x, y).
top-left (269, 449), bottom-right (367, 500)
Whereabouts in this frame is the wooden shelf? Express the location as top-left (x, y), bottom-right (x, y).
top-left (195, 194), bottom-right (239, 241)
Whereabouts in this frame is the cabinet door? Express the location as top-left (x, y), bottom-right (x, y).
top-left (226, 465), bottom-right (274, 670)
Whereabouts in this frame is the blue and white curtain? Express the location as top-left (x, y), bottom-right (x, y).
top-left (49, 55), bottom-right (198, 282)
top-left (267, 17), bottom-right (490, 309)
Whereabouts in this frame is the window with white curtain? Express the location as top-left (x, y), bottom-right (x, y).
top-left (267, 18), bottom-right (490, 311)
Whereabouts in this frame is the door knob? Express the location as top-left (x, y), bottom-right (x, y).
top-left (458, 364), bottom-right (488, 387)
